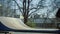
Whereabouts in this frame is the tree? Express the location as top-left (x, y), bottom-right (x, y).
top-left (13, 0), bottom-right (43, 24)
top-left (0, 4), bottom-right (3, 16)
top-left (2, 0), bottom-right (60, 24)
top-left (0, 0), bottom-right (13, 17)
top-left (0, 0), bottom-right (19, 17)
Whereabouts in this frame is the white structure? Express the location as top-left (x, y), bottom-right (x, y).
top-left (0, 17), bottom-right (59, 31)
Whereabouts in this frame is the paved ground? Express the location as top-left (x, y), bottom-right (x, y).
top-left (0, 32), bottom-right (58, 34)
top-left (10, 32), bottom-right (58, 34)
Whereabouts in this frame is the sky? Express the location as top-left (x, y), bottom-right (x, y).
top-left (14, 0), bottom-right (60, 18)
top-left (0, 0), bottom-right (60, 18)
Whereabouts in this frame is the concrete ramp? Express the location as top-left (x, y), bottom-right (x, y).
top-left (0, 17), bottom-right (59, 32)
top-left (0, 17), bottom-right (31, 30)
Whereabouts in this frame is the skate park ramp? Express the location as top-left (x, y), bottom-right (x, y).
top-left (0, 17), bottom-right (59, 33)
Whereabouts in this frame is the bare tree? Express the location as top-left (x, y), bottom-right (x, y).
top-left (12, 0), bottom-right (43, 24)
top-left (13, 0), bottom-right (59, 24)
top-left (0, 0), bottom-right (13, 17)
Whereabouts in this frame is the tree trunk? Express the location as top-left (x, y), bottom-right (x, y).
top-left (24, 15), bottom-right (28, 24)
top-left (23, 0), bottom-right (30, 24)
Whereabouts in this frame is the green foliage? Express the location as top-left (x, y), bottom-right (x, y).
top-left (26, 20), bottom-right (36, 28)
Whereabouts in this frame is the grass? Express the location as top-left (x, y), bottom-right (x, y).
top-left (26, 21), bottom-right (36, 28)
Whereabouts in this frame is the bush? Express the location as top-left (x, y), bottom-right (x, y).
top-left (26, 21), bottom-right (36, 28)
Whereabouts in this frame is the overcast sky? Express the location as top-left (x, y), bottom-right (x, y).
top-left (11, 0), bottom-right (60, 18)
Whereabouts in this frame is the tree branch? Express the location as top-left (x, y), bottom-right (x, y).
top-left (28, 7), bottom-right (41, 17)
top-left (13, 0), bottom-right (23, 14)
top-left (28, 0), bottom-right (43, 17)
top-left (30, 7), bottom-right (37, 10)
top-left (27, 0), bottom-right (30, 15)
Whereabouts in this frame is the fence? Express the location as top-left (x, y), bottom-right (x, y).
top-left (27, 18), bottom-right (60, 28)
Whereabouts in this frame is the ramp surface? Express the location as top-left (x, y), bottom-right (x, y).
top-left (0, 17), bottom-right (59, 32)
